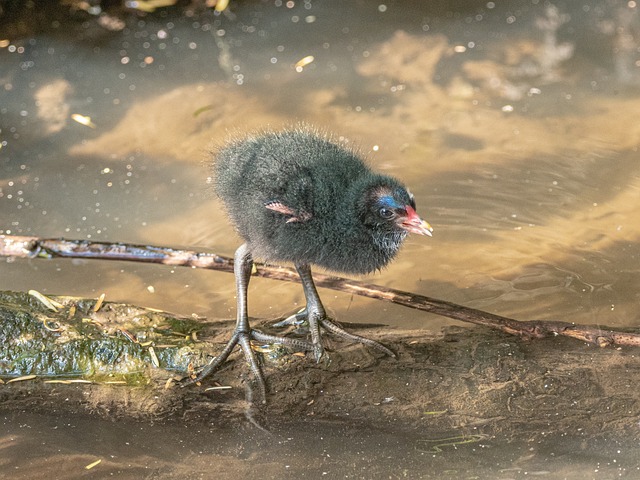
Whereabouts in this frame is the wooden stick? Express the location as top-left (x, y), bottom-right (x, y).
top-left (2, 234), bottom-right (639, 348)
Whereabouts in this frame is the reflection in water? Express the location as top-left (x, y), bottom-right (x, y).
top-left (1, 1), bottom-right (640, 477)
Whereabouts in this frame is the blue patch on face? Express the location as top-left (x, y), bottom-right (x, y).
top-left (378, 195), bottom-right (402, 209)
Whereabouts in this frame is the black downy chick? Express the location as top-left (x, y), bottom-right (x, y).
top-left (195, 128), bottom-right (432, 401)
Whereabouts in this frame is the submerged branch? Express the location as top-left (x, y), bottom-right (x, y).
top-left (2, 234), bottom-right (639, 348)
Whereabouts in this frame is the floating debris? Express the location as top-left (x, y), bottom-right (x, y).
top-left (71, 113), bottom-right (97, 129)
top-left (204, 385), bottom-right (232, 391)
top-left (84, 459), bottom-right (102, 470)
top-left (118, 328), bottom-right (138, 343)
top-left (93, 293), bottom-right (106, 312)
top-left (416, 434), bottom-right (487, 453)
top-left (6, 375), bottom-right (37, 383)
top-left (44, 379), bottom-right (93, 384)
top-left (214, 0), bottom-right (229, 12)
top-left (28, 289), bottom-right (63, 311)
top-left (125, 0), bottom-right (177, 13)
top-left (294, 55), bottom-right (315, 72)
top-left (193, 105), bottom-right (214, 117)
top-left (251, 343), bottom-right (277, 354)
top-left (148, 346), bottom-right (160, 368)
top-left (41, 318), bottom-right (63, 332)
top-left (82, 317), bottom-right (100, 325)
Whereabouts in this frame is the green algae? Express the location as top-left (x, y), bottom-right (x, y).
top-left (0, 291), bottom-right (213, 383)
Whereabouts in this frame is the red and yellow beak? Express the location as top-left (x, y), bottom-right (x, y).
top-left (399, 205), bottom-right (433, 236)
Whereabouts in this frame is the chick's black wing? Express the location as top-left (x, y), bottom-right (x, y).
top-left (263, 166), bottom-right (314, 223)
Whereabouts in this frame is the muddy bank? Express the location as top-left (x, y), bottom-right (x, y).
top-left (1, 291), bottom-right (637, 443)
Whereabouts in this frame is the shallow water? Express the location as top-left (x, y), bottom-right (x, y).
top-left (2, 0), bottom-right (640, 477)
top-left (1, 410), bottom-right (637, 479)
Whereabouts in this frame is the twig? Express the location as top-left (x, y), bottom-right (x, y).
top-left (2, 234), bottom-right (639, 348)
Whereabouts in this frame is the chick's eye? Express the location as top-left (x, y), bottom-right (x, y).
top-left (379, 207), bottom-right (394, 219)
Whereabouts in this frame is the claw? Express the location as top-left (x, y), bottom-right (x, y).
top-left (272, 308), bottom-right (308, 328)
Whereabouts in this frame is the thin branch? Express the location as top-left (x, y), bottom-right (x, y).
top-left (2, 234), bottom-right (639, 348)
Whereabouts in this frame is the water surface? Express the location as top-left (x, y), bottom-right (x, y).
top-left (1, 0), bottom-right (640, 477)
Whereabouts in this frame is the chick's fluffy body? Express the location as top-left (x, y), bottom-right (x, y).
top-left (213, 129), bottom-right (408, 274)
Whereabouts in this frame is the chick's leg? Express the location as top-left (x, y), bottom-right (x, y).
top-left (295, 263), bottom-right (396, 360)
top-left (187, 244), bottom-right (312, 403)
top-left (184, 244), bottom-right (265, 401)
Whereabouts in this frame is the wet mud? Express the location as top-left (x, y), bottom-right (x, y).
top-left (3, 301), bottom-right (638, 444)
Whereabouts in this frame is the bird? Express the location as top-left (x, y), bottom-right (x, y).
top-left (193, 127), bottom-right (432, 402)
